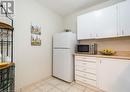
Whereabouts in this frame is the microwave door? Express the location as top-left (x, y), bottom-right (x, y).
top-left (78, 45), bottom-right (89, 52)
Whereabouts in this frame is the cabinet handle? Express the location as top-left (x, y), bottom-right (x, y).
top-left (90, 34), bottom-right (92, 37)
top-left (82, 63), bottom-right (86, 65)
top-left (96, 34), bottom-right (98, 37)
top-left (100, 60), bottom-right (101, 64)
top-left (82, 58), bottom-right (87, 59)
top-left (122, 30), bottom-right (124, 35)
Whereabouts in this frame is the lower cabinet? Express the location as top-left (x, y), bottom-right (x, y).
top-left (75, 56), bottom-right (130, 92)
top-left (75, 56), bottom-right (99, 87)
top-left (98, 58), bottom-right (130, 92)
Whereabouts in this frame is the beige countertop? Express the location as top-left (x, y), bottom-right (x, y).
top-left (74, 53), bottom-right (130, 60)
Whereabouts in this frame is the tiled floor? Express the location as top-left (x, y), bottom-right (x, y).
top-left (22, 77), bottom-right (102, 92)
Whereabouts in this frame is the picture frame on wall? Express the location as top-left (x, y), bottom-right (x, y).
top-left (31, 24), bottom-right (41, 46)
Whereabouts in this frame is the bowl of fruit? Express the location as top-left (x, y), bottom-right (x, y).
top-left (0, 62), bottom-right (9, 68)
top-left (99, 49), bottom-right (116, 55)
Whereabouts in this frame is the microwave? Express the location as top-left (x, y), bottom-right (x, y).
top-left (76, 44), bottom-right (97, 54)
top-left (77, 44), bottom-right (90, 53)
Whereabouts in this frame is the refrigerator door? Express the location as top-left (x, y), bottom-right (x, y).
top-left (53, 32), bottom-right (76, 48)
top-left (53, 49), bottom-right (74, 82)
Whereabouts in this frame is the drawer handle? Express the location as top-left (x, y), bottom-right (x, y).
top-left (82, 58), bottom-right (87, 59)
top-left (82, 63), bottom-right (86, 65)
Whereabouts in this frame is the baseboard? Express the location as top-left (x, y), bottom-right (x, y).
top-left (75, 80), bottom-right (105, 92)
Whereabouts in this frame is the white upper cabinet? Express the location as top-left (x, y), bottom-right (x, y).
top-left (77, 0), bottom-right (130, 40)
top-left (77, 11), bottom-right (96, 40)
top-left (77, 5), bottom-right (117, 40)
top-left (118, 0), bottom-right (130, 36)
top-left (94, 5), bottom-right (117, 38)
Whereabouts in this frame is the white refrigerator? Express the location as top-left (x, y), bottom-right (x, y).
top-left (53, 32), bottom-right (76, 82)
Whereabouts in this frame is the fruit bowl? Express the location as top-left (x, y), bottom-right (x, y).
top-left (99, 49), bottom-right (116, 55)
top-left (0, 62), bottom-right (9, 68)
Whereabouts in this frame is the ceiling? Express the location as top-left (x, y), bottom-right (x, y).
top-left (38, 0), bottom-right (107, 16)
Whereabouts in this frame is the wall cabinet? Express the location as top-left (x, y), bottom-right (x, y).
top-left (94, 5), bottom-right (117, 39)
top-left (77, 0), bottom-right (130, 40)
top-left (118, 0), bottom-right (130, 36)
top-left (77, 5), bottom-right (117, 40)
top-left (75, 56), bottom-right (130, 92)
top-left (77, 11), bottom-right (96, 39)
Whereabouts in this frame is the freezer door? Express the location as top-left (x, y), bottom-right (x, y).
top-left (53, 49), bottom-right (74, 82)
top-left (53, 32), bottom-right (76, 48)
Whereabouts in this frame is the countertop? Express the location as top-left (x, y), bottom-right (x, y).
top-left (74, 53), bottom-right (130, 60)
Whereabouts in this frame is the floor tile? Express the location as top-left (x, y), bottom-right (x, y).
top-left (22, 77), bottom-right (102, 92)
top-left (48, 88), bottom-right (62, 92)
top-left (84, 88), bottom-right (102, 92)
top-left (73, 83), bottom-right (86, 91)
top-left (38, 83), bottom-right (54, 92)
top-left (27, 88), bottom-right (41, 92)
top-left (23, 86), bottom-right (40, 92)
top-left (84, 88), bottom-right (95, 92)
top-left (47, 77), bottom-right (64, 86)
top-left (67, 87), bottom-right (83, 92)
top-left (31, 89), bottom-right (41, 92)
top-left (56, 82), bottom-right (72, 92)
top-left (35, 80), bottom-right (47, 87)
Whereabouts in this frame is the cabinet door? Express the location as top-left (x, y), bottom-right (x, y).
top-left (118, 0), bottom-right (130, 36)
top-left (77, 12), bottom-right (97, 40)
top-left (77, 5), bottom-right (117, 40)
top-left (98, 58), bottom-right (130, 92)
top-left (94, 5), bottom-right (117, 38)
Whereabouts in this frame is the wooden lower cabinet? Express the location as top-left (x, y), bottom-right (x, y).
top-left (75, 56), bottom-right (130, 92)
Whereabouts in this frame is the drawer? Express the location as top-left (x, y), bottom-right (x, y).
top-left (75, 71), bottom-right (96, 80)
top-left (86, 73), bottom-right (97, 80)
top-left (75, 60), bottom-right (96, 69)
top-left (87, 68), bottom-right (97, 74)
top-left (75, 75), bottom-right (97, 87)
top-left (75, 56), bottom-right (97, 62)
top-left (75, 65), bottom-right (96, 74)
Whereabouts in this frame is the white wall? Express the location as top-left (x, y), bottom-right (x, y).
top-left (63, 0), bottom-right (124, 33)
top-left (14, 0), bottom-right (63, 90)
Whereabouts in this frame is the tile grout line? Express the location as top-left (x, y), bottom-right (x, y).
top-left (23, 77), bottom-right (102, 92)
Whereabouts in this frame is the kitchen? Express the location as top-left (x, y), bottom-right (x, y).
top-left (0, 0), bottom-right (130, 92)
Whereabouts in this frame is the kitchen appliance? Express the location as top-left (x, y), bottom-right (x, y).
top-left (53, 32), bottom-right (76, 82)
top-left (77, 43), bottom-right (97, 54)
top-left (77, 44), bottom-right (89, 53)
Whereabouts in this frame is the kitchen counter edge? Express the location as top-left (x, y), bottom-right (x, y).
top-left (74, 53), bottom-right (130, 60)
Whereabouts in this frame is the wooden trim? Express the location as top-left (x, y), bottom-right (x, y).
top-left (0, 22), bottom-right (13, 30)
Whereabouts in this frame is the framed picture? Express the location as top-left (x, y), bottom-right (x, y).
top-left (31, 25), bottom-right (41, 46)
